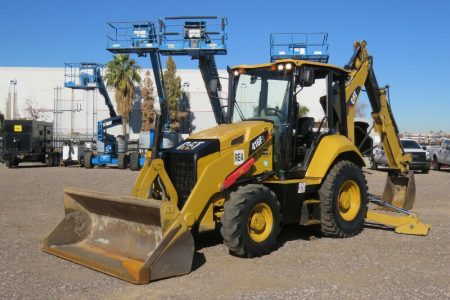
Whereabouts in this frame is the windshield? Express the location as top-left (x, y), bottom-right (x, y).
top-left (401, 140), bottom-right (421, 149)
top-left (231, 68), bottom-right (292, 124)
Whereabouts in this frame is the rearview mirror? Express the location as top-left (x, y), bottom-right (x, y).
top-left (298, 68), bottom-right (315, 87)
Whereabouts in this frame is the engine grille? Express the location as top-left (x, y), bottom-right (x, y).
top-left (165, 152), bottom-right (196, 208)
top-left (411, 152), bottom-right (427, 162)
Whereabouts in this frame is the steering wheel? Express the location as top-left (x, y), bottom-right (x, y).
top-left (263, 107), bottom-right (285, 120)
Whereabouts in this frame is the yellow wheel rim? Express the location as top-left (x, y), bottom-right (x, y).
top-left (338, 180), bottom-right (361, 221)
top-left (247, 203), bottom-right (273, 243)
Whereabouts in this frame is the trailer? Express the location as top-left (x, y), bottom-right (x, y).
top-left (1, 120), bottom-right (59, 168)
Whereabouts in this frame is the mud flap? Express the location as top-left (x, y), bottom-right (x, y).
top-left (41, 187), bottom-right (194, 284)
top-left (381, 171), bottom-right (416, 210)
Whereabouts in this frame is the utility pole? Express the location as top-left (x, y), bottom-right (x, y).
top-left (9, 80), bottom-right (17, 119)
top-left (71, 89), bottom-right (74, 135)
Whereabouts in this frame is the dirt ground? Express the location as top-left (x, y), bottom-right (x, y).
top-left (0, 163), bottom-right (449, 299)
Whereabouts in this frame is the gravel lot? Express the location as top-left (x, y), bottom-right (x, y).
top-left (0, 163), bottom-right (449, 299)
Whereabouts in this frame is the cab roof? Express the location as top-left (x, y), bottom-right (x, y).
top-left (232, 59), bottom-right (349, 75)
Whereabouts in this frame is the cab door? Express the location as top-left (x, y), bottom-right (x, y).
top-left (442, 140), bottom-right (450, 164)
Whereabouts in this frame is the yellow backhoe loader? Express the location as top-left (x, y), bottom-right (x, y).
top-left (42, 41), bottom-right (430, 284)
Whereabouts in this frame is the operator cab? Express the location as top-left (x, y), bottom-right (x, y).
top-left (228, 59), bottom-right (349, 179)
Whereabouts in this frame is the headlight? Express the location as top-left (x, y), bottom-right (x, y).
top-left (233, 70), bottom-right (239, 77)
top-left (277, 64), bottom-right (284, 71)
top-left (426, 151), bottom-right (430, 160)
top-left (285, 63), bottom-right (293, 70)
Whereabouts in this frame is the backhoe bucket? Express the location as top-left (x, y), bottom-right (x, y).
top-left (41, 187), bottom-right (194, 284)
top-left (381, 171), bottom-right (416, 210)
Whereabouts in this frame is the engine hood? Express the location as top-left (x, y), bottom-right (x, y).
top-left (188, 121), bottom-right (273, 151)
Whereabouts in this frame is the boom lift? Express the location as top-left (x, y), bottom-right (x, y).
top-left (43, 40), bottom-right (430, 284)
top-left (64, 63), bottom-right (129, 169)
top-left (158, 16), bottom-right (228, 124)
top-left (106, 21), bottom-right (175, 170)
top-left (105, 17), bottom-right (228, 168)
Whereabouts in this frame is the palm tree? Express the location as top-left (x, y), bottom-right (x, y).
top-left (104, 54), bottom-right (141, 135)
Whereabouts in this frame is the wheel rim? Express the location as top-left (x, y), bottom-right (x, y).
top-left (338, 180), bottom-right (361, 221)
top-left (247, 203), bottom-right (273, 243)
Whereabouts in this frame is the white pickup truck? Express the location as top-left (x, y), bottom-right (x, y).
top-left (429, 139), bottom-right (450, 171)
top-left (371, 139), bottom-right (430, 173)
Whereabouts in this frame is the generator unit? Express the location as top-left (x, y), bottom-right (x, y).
top-left (1, 120), bottom-right (59, 168)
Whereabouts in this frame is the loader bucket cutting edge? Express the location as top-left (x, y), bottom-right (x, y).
top-left (381, 171), bottom-right (416, 210)
top-left (41, 187), bottom-right (194, 284)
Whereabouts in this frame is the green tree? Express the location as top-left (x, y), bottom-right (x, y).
top-left (299, 106), bottom-right (310, 117)
top-left (179, 91), bottom-right (195, 134)
top-left (104, 54), bottom-right (141, 135)
top-left (140, 71), bottom-right (156, 131)
top-left (163, 56), bottom-right (182, 131)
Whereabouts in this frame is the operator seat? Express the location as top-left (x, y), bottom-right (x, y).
top-left (296, 117), bottom-right (315, 163)
top-left (288, 117), bottom-right (316, 178)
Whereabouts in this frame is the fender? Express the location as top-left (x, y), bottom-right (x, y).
top-left (305, 134), bottom-right (365, 180)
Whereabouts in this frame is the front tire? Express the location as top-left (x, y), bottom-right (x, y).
top-left (319, 161), bottom-right (368, 238)
top-left (129, 152), bottom-right (141, 171)
top-left (84, 152), bottom-right (93, 169)
top-left (220, 184), bottom-right (281, 258)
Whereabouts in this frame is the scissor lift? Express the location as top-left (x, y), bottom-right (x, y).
top-left (158, 16), bottom-right (228, 124)
top-left (270, 32), bottom-right (329, 63)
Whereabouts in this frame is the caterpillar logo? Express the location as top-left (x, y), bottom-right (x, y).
top-left (348, 87), bottom-right (361, 106)
top-left (176, 141), bottom-right (205, 151)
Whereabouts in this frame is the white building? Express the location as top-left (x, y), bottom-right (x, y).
top-left (0, 67), bottom-right (327, 140)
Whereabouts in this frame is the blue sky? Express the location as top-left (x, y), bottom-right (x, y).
top-left (0, 0), bottom-right (449, 132)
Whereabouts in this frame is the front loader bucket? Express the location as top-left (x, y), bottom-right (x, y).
top-left (381, 171), bottom-right (416, 210)
top-left (41, 187), bottom-right (194, 284)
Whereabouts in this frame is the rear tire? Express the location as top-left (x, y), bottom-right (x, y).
top-left (129, 152), bottom-right (140, 171)
top-left (319, 160), bottom-right (368, 238)
top-left (220, 184), bottom-right (281, 258)
top-left (84, 152), bottom-right (93, 169)
top-left (432, 156), bottom-right (440, 171)
top-left (422, 168), bottom-right (430, 174)
top-left (5, 159), bottom-right (12, 168)
top-left (118, 153), bottom-right (128, 169)
top-left (45, 155), bottom-right (53, 167)
top-left (370, 157), bottom-right (378, 170)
